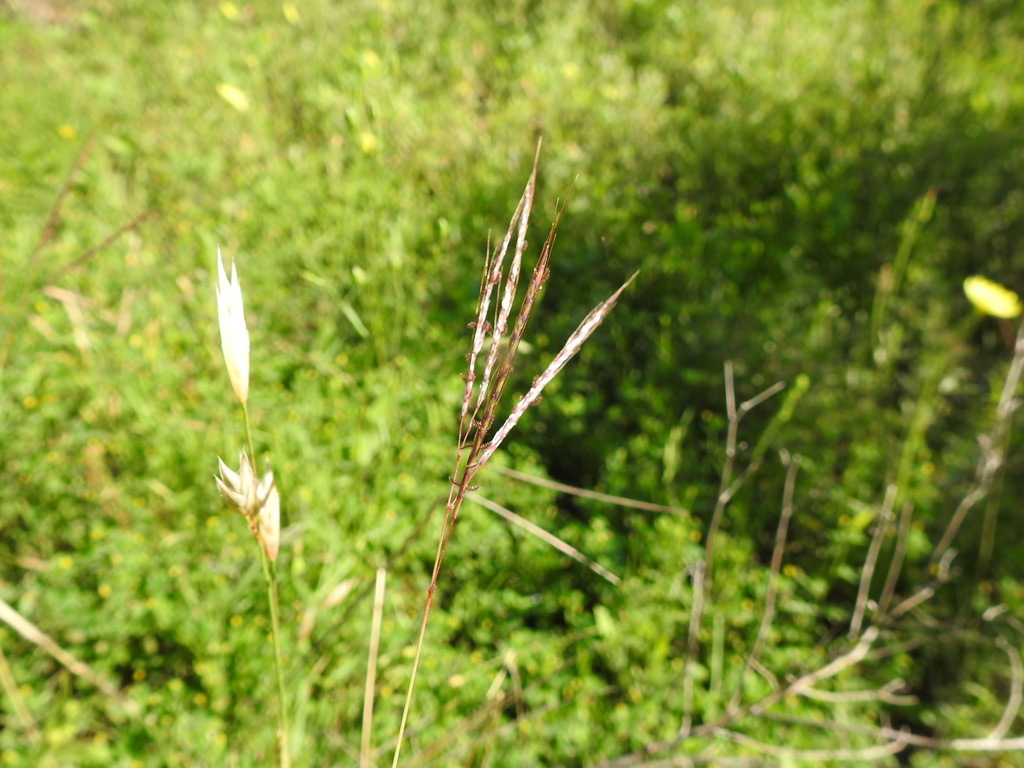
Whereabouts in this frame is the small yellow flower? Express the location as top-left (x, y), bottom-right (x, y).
top-left (964, 275), bottom-right (1022, 319)
top-left (216, 249), bottom-right (250, 405)
top-left (358, 131), bottom-right (378, 154)
top-left (216, 83), bottom-right (250, 112)
top-left (359, 50), bottom-right (381, 70)
top-left (282, 3), bottom-right (300, 23)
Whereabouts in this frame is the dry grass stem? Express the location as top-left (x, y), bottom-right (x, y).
top-left (391, 144), bottom-right (635, 767)
top-left (784, 627), bottom-right (879, 698)
top-left (0, 595), bottom-right (139, 718)
top-left (887, 550), bottom-right (954, 621)
top-left (989, 637), bottom-right (1023, 741)
top-left (708, 727), bottom-right (908, 761)
top-left (490, 464), bottom-right (689, 515)
top-left (297, 577), bottom-right (358, 640)
top-left (703, 363), bottom-right (786, 594)
top-left (876, 501), bottom-right (913, 618)
top-left (474, 271), bottom-right (638, 471)
top-left (797, 678), bottom-right (914, 705)
top-left (43, 285), bottom-right (94, 364)
top-left (29, 139), bottom-right (93, 266)
top-left (46, 209), bottom-right (153, 284)
top-left (728, 451), bottom-right (800, 712)
top-left (682, 364), bottom-right (785, 733)
top-left (469, 494), bottom-right (621, 585)
top-left (601, 323), bottom-right (1024, 767)
top-left (849, 483), bottom-right (897, 639)
top-left (360, 568), bottom-right (388, 768)
top-left (932, 318), bottom-right (1024, 563)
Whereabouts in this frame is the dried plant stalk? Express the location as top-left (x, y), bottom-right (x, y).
top-left (392, 143), bottom-right (635, 767)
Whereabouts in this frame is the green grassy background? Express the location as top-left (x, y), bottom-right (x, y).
top-left (4, 0), bottom-right (1024, 765)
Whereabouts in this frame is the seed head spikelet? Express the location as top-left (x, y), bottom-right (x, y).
top-left (215, 451), bottom-right (280, 561)
top-left (472, 165), bottom-right (535, 426)
top-left (392, 143), bottom-right (636, 768)
top-left (216, 248), bottom-right (250, 405)
top-left (257, 460), bottom-right (281, 562)
top-left (215, 453), bottom-right (254, 512)
top-left (210, 248), bottom-right (289, 763)
top-left (474, 270), bottom-right (639, 470)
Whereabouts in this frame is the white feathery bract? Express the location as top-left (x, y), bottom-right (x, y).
top-left (215, 451), bottom-right (281, 562)
top-left (216, 248), bottom-right (250, 406)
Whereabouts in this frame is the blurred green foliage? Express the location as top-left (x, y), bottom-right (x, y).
top-left (3, 0), bottom-right (1024, 765)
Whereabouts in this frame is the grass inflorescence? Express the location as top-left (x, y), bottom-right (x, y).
top-left (5, 2), bottom-right (1024, 766)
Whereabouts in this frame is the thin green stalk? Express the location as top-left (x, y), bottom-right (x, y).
top-left (0, 636), bottom-right (40, 741)
top-left (242, 403), bottom-right (257, 464)
top-left (242, 403), bottom-right (290, 768)
top-left (260, 548), bottom-right (290, 768)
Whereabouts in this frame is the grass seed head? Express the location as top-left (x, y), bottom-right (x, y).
top-left (216, 451), bottom-right (256, 514)
top-left (216, 248), bottom-right (250, 405)
top-left (216, 451), bottom-right (280, 560)
top-left (258, 477), bottom-right (281, 562)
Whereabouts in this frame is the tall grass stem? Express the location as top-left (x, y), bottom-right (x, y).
top-left (241, 405), bottom-right (290, 768)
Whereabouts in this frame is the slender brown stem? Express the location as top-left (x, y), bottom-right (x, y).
top-left (392, 145), bottom-right (634, 766)
top-left (29, 139), bottom-right (94, 266)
